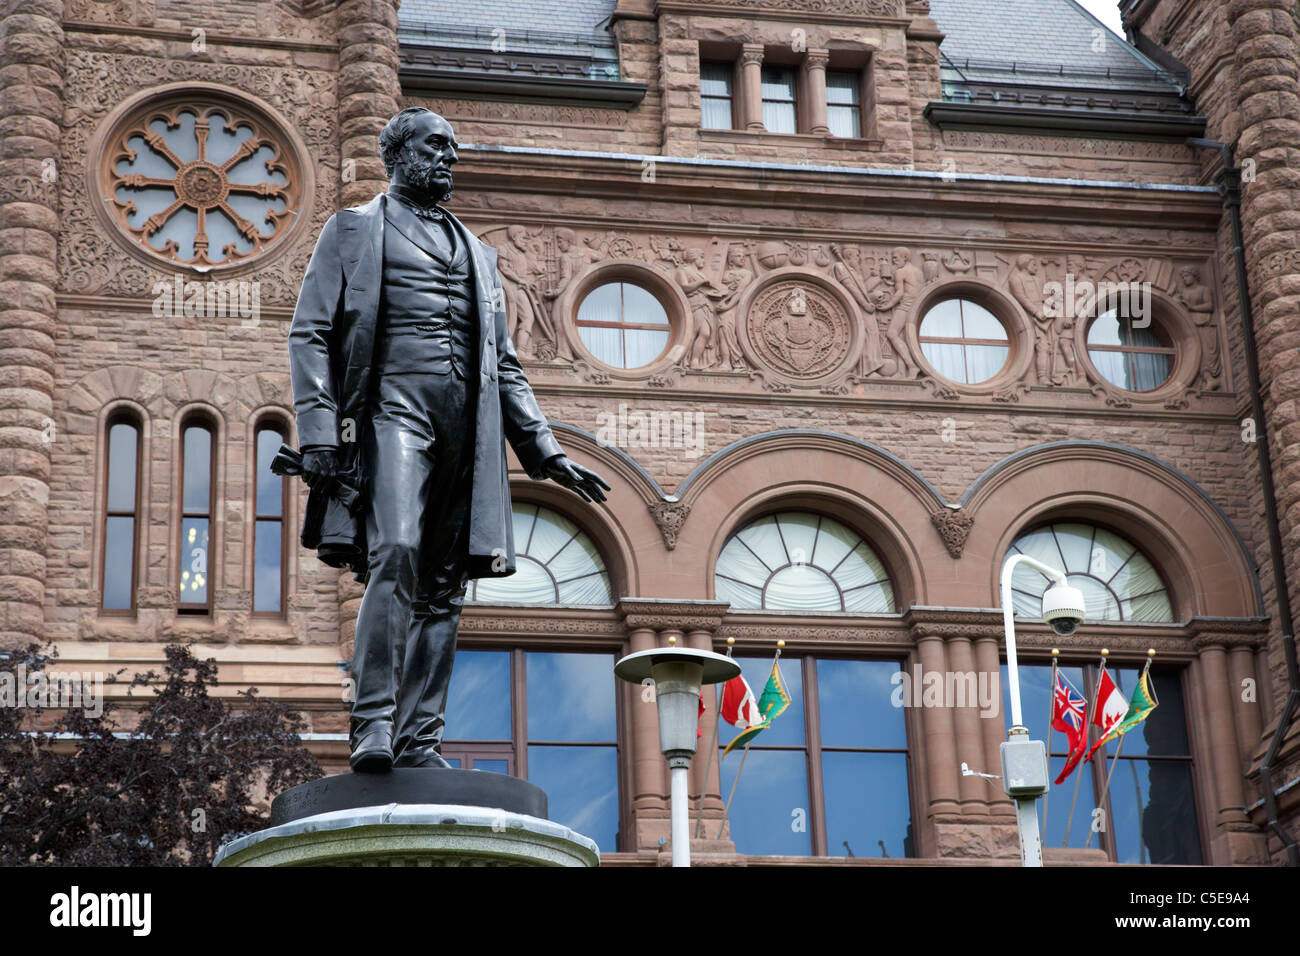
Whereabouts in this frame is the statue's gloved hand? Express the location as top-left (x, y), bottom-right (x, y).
top-left (301, 447), bottom-right (338, 491)
top-left (544, 455), bottom-right (611, 503)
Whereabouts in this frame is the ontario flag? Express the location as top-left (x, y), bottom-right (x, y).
top-left (1051, 669), bottom-right (1088, 785)
top-left (1085, 668), bottom-right (1129, 762)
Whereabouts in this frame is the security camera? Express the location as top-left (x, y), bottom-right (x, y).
top-left (1042, 582), bottom-right (1086, 636)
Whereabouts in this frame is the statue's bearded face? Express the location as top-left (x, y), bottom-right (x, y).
top-left (396, 112), bottom-right (458, 202)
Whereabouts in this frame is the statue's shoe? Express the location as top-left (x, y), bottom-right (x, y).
top-left (349, 724), bottom-right (394, 773)
top-left (394, 749), bottom-right (453, 770)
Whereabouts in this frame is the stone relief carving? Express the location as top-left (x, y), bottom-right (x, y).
top-left (649, 500), bottom-right (691, 550)
top-left (1175, 264), bottom-right (1219, 390)
top-left (930, 509), bottom-right (974, 559)
top-left (462, 220), bottom-right (1223, 408)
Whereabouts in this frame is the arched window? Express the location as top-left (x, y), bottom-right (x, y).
top-left (575, 281), bottom-right (671, 369)
top-left (468, 503), bottom-right (612, 605)
top-left (1006, 521), bottom-right (1173, 622)
top-left (1086, 309), bottom-right (1176, 392)
top-left (178, 417), bottom-right (215, 611)
top-left (253, 422), bottom-right (288, 615)
top-left (715, 512), bottom-right (895, 613)
top-left (102, 412), bottom-right (142, 612)
top-left (918, 298), bottom-right (1011, 384)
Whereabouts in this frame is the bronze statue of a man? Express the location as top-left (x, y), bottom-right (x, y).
top-left (288, 108), bottom-right (609, 773)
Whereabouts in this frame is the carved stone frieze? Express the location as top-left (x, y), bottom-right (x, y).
top-left (744, 280), bottom-right (851, 380)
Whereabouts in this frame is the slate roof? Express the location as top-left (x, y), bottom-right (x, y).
top-left (398, 0), bottom-right (619, 77)
top-left (929, 0), bottom-right (1184, 95)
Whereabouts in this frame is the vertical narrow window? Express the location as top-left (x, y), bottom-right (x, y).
top-left (102, 415), bottom-right (141, 611)
top-left (178, 420), bottom-right (214, 611)
top-left (253, 424), bottom-right (287, 614)
top-left (826, 70), bottom-right (862, 138)
top-left (700, 61), bottom-right (735, 129)
top-left (760, 64), bottom-right (797, 133)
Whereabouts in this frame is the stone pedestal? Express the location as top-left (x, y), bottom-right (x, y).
top-left (214, 769), bottom-right (599, 867)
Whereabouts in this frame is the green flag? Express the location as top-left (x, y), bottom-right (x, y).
top-left (722, 659), bottom-right (791, 758)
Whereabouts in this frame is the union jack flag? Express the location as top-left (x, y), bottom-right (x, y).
top-left (1051, 669), bottom-right (1088, 785)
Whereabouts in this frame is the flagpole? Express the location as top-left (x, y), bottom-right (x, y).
top-left (1065, 648), bottom-right (1108, 846)
top-left (1043, 649), bottom-right (1059, 845)
top-left (694, 637), bottom-right (734, 838)
top-left (1086, 650), bottom-right (1155, 851)
top-left (716, 640), bottom-right (784, 841)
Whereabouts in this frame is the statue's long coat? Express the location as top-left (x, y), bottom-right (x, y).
top-left (288, 193), bottom-right (563, 582)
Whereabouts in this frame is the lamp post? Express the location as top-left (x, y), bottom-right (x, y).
top-left (998, 553), bottom-right (1085, 867)
top-left (615, 637), bottom-right (740, 867)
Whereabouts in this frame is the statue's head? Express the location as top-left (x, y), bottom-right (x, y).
top-left (507, 224), bottom-right (528, 247)
top-left (379, 107), bottom-right (458, 202)
top-left (1180, 265), bottom-right (1198, 284)
top-left (1016, 253), bottom-right (1038, 275)
top-left (555, 227), bottom-right (576, 251)
top-left (727, 247), bottom-right (748, 266)
top-left (892, 246), bottom-right (910, 266)
top-left (685, 247), bottom-right (704, 266)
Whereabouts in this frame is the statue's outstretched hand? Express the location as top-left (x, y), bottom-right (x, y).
top-left (544, 455), bottom-right (610, 503)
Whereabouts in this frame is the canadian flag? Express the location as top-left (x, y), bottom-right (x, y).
top-left (1086, 669), bottom-right (1129, 761)
top-left (720, 674), bottom-right (766, 731)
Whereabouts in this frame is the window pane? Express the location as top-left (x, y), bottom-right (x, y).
top-left (960, 301), bottom-right (1006, 340)
top-left (921, 341), bottom-right (966, 381)
top-left (1043, 753), bottom-right (1098, 848)
top-left (823, 752), bottom-right (913, 858)
top-left (103, 515), bottom-right (135, 609)
top-left (818, 659), bottom-right (907, 748)
top-left (576, 282), bottom-right (621, 325)
top-left (717, 656), bottom-right (803, 748)
top-left (764, 565), bottom-right (840, 610)
top-left (920, 298), bottom-right (963, 338)
top-left (965, 345), bottom-right (1009, 382)
top-left (762, 100), bottom-right (797, 134)
top-left (445, 650), bottom-right (512, 741)
top-left (474, 558), bottom-right (556, 604)
top-left (528, 745), bottom-right (618, 851)
top-left (253, 518), bottom-right (281, 613)
top-left (526, 652), bottom-right (616, 742)
top-left (827, 105), bottom-right (860, 138)
top-left (1088, 310), bottom-right (1124, 346)
top-left (1109, 758), bottom-right (1201, 864)
top-left (474, 759), bottom-right (509, 774)
top-left (718, 749), bottom-right (811, 855)
top-left (760, 65), bottom-right (796, 133)
top-left (621, 283), bottom-right (669, 325)
top-left (255, 427), bottom-right (283, 517)
top-left (1000, 662), bottom-right (1087, 745)
top-left (826, 71), bottom-right (859, 105)
top-left (700, 62), bottom-right (732, 98)
top-left (181, 425), bottom-right (211, 513)
top-left (702, 98), bottom-right (734, 130)
top-left (179, 516), bottom-right (209, 604)
top-left (106, 422), bottom-right (138, 513)
top-left (1107, 668), bottom-right (1189, 757)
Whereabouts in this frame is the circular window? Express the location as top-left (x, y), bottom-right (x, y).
top-left (468, 503), bottom-right (611, 605)
top-left (102, 94), bottom-right (302, 269)
top-left (715, 512), bottom-right (895, 613)
top-left (1006, 521), bottom-right (1173, 622)
top-left (918, 298), bottom-right (1010, 384)
top-left (575, 281), bottom-right (671, 369)
top-left (1086, 309), bottom-right (1176, 393)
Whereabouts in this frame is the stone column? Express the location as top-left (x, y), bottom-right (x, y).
top-left (0, 0), bottom-right (63, 649)
top-left (626, 624), bottom-right (667, 847)
top-left (1193, 635), bottom-right (1254, 861)
top-left (1228, 644), bottom-right (1263, 774)
top-left (946, 635), bottom-right (988, 815)
top-left (337, 0), bottom-right (402, 208)
top-left (687, 627), bottom-right (724, 825)
top-left (975, 635), bottom-right (1013, 817)
top-left (739, 43), bottom-right (765, 131)
top-left (803, 49), bottom-right (830, 134)
top-left (915, 633), bottom-right (960, 818)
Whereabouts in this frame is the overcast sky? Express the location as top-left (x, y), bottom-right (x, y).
top-left (1074, 0), bottom-right (1125, 36)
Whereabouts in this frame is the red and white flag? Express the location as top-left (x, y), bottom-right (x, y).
top-left (1086, 669), bottom-right (1129, 761)
top-left (719, 674), bottom-right (766, 731)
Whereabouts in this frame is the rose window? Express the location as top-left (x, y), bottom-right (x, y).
top-left (105, 100), bottom-right (300, 268)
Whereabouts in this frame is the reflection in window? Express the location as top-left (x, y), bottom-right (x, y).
top-left (1007, 522), bottom-right (1173, 622)
top-left (717, 656), bottom-right (913, 857)
top-left (715, 512), bottom-right (894, 612)
top-left (575, 281), bottom-right (671, 369)
top-left (102, 415), bottom-right (141, 611)
top-left (253, 424), bottom-right (286, 614)
top-left (443, 649), bottom-right (620, 851)
top-left (179, 421), bottom-right (213, 610)
top-left (1087, 309), bottom-right (1175, 392)
top-left (918, 298), bottom-right (1010, 384)
top-left (1002, 663), bottom-right (1200, 864)
top-left (826, 71), bottom-right (861, 137)
top-left (700, 62), bottom-right (734, 130)
top-left (469, 503), bottom-right (611, 605)
top-left (760, 64), bottom-right (797, 133)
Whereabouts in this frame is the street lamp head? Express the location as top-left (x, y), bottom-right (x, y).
top-left (1042, 582), bottom-right (1086, 635)
top-left (614, 647), bottom-right (740, 767)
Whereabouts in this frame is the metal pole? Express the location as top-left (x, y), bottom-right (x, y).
top-left (1015, 795), bottom-right (1043, 867)
top-left (670, 763), bottom-right (690, 867)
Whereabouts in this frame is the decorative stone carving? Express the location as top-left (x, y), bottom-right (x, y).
top-left (1175, 265), bottom-right (1220, 390)
top-left (499, 225), bottom-right (560, 359)
top-left (676, 247), bottom-right (729, 370)
top-left (1008, 254), bottom-right (1058, 387)
top-left (875, 247), bottom-right (924, 379)
top-left (714, 245), bottom-right (753, 372)
top-left (829, 243), bottom-right (888, 378)
top-left (649, 500), bottom-right (691, 550)
top-left (745, 279), bottom-right (852, 380)
top-left (931, 509), bottom-right (974, 559)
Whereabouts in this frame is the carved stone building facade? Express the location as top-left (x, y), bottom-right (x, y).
top-left (0, 0), bottom-right (1294, 864)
